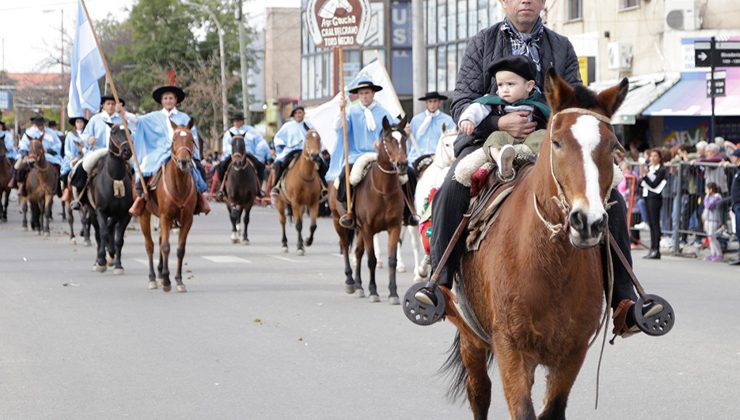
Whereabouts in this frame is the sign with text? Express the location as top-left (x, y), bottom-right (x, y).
top-left (694, 41), bottom-right (740, 67)
top-left (306, 0), bottom-right (371, 49)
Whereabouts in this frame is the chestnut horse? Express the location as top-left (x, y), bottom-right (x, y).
top-left (441, 70), bottom-right (628, 419)
top-left (330, 116), bottom-right (409, 304)
top-left (224, 133), bottom-right (258, 244)
top-left (139, 119), bottom-right (198, 293)
top-left (0, 137), bottom-right (12, 222)
top-left (24, 138), bottom-right (59, 236)
top-left (275, 127), bottom-right (323, 255)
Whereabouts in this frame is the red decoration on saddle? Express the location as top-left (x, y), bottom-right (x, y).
top-left (470, 167), bottom-right (492, 197)
top-left (420, 188), bottom-right (439, 255)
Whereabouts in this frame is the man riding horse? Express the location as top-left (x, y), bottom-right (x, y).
top-left (129, 84), bottom-right (210, 216)
top-left (270, 106), bottom-right (328, 198)
top-left (217, 112), bottom-right (267, 200)
top-left (412, 0), bottom-right (670, 340)
top-left (16, 115), bottom-right (62, 197)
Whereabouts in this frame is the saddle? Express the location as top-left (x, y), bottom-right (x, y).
top-left (413, 154), bottom-right (434, 176)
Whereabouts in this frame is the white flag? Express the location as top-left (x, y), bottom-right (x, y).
top-left (67, 0), bottom-right (106, 118)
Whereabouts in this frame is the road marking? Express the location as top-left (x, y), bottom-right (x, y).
top-left (270, 255), bottom-right (300, 263)
top-left (135, 259), bottom-right (149, 266)
top-left (202, 256), bottom-right (252, 264)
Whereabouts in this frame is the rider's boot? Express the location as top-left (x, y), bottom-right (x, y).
top-left (195, 193), bottom-right (211, 215)
top-left (496, 144), bottom-right (516, 181)
top-left (61, 187), bottom-right (72, 203)
top-left (128, 182), bottom-right (146, 216)
top-left (612, 298), bottom-right (664, 338)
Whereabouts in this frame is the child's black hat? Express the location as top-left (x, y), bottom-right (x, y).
top-left (487, 55), bottom-right (537, 82)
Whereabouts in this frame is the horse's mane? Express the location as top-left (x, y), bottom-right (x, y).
top-left (572, 84), bottom-right (599, 110)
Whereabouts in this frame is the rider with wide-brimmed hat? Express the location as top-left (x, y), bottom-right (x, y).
top-left (128, 84), bottom-right (210, 216)
top-left (60, 116), bottom-right (88, 204)
top-left (216, 112), bottom-right (268, 200)
top-left (0, 120), bottom-right (18, 164)
top-left (326, 77), bottom-right (398, 228)
top-left (16, 115), bottom-right (63, 197)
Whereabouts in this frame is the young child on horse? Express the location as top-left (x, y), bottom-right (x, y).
top-left (217, 112), bottom-right (267, 200)
top-left (458, 55), bottom-right (550, 181)
top-left (129, 84), bottom-right (210, 216)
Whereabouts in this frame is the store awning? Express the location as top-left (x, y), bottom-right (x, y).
top-left (589, 73), bottom-right (680, 125)
top-left (643, 69), bottom-right (740, 117)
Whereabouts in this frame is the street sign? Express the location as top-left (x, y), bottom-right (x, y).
top-left (305, 0), bottom-right (371, 49)
top-left (695, 40), bottom-right (740, 67)
top-left (706, 79), bottom-right (726, 97)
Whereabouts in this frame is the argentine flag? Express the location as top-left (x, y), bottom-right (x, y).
top-left (67, 0), bottom-right (105, 118)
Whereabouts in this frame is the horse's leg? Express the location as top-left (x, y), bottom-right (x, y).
top-left (159, 216), bottom-right (172, 292)
top-left (241, 205), bottom-right (251, 245)
top-left (93, 209), bottom-right (108, 272)
top-left (277, 200), bottom-right (288, 252)
top-left (305, 201), bottom-right (319, 247)
top-left (61, 200), bottom-right (67, 221)
top-left (82, 207), bottom-right (92, 247)
top-left (396, 227), bottom-right (406, 273)
top-left (21, 198), bottom-right (27, 230)
top-left (139, 212), bottom-right (157, 289)
top-left (228, 204), bottom-right (239, 243)
top-left (339, 227), bottom-right (355, 293)
top-left (459, 337), bottom-right (493, 420)
top-left (538, 346), bottom-right (588, 420)
top-left (387, 225), bottom-right (401, 304)
top-left (363, 230), bottom-right (379, 302)
top-left (373, 234), bottom-right (383, 269)
top-left (113, 216), bottom-right (131, 275)
top-left (294, 204), bottom-right (305, 256)
top-left (106, 217), bottom-right (117, 266)
top-left (407, 225), bottom-right (424, 281)
top-left (495, 338), bottom-right (537, 420)
top-left (353, 233), bottom-right (365, 298)
top-left (2, 190), bottom-right (8, 221)
top-left (66, 199), bottom-right (76, 243)
top-left (174, 217), bottom-right (192, 293)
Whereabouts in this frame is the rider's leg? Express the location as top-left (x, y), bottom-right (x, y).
top-left (129, 178), bottom-right (147, 216)
top-left (271, 159), bottom-right (285, 196)
top-left (337, 165), bottom-right (354, 228)
top-left (217, 156), bottom-right (232, 199)
top-left (191, 163), bottom-right (211, 215)
top-left (70, 164), bottom-right (88, 210)
top-left (415, 143), bottom-right (480, 306)
top-left (403, 167), bottom-right (419, 226)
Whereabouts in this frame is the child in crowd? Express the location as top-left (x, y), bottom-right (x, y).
top-left (702, 182), bottom-right (724, 261)
top-left (457, 55), bottom-right (550, 181)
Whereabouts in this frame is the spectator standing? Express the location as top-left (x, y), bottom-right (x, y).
top-left (702, 182), bottom-right (724, 261)
top-left (641, 149), bottom-right (668, 259)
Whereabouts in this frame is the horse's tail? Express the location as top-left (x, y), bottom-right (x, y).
top-left (439, 332), bottom-right (493, 402)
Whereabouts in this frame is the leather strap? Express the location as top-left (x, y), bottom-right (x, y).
top-left (608, 234), bottom-right (646, 297)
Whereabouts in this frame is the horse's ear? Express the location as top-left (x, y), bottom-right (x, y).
top-left (397, 114), bottom-right (408, 130)
top-left (596, 77), bottom-right (629, 119)
top-left (187, 118), bottom-right (195, 130)
top-left (169, 119), bottom-right (178, 131)
top-left (441, 123), bottom-right (446, 132)
top-left (105, 122), bottom-right (114, 128)
top-left (382, 116), bottom-right (390, 132)
top-left (229, 130), bottom-right (238, 136)
top-left (544, 68), bottom-right (576, 114)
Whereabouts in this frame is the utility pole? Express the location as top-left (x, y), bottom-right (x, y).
top-left (237, 0), bottom-right (250, 123)
top-left (60, 9), bottom-right (65, 129)
top-left (412, 0), bottom-right (426, 115)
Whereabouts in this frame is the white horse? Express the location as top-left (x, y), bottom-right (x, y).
top-left (371, 128), bottom-right (458, 281)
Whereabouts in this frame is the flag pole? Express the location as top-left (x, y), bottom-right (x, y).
top-left (338, 47), bottom-right (352, 214)
top-left (79, 0), bottom-right (146, 192)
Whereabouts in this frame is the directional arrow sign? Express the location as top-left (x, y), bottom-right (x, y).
top-left (695, 41), bottom-right (740, 67)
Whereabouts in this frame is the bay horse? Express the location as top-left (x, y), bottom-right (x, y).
top-left (139, 119), bottom-right (198, 292)
top-left (0, 137), bottom-right (12, 222)
top-left (224, 132), bottom-right (258, 245)
top-left (440, 69), bottom-right (628, 419)
top-left (24, 138), bottom-right (59, 236)
top-left (88, 125), bottom-right (134, 274)
top-left (275, 126), bottom-right (323, 255)
top-left (330, 116), bottom-right (408, 304)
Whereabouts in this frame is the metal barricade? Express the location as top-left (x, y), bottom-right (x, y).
top-left (623, 161), bottom-right (737, 255)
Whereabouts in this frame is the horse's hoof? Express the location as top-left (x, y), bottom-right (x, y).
top-left (397, 265), bottom-right (407, 273)
top-left (70, 238), bottom-right (77, 245)
top-left (296, 248), bottom-right (305, 256)
top-left (241, 239), bottom-right (249, 245)
top-left (345, 284), bottom-right (356, 294)
top-left (355, 289), bottom-right (365, 298)
top-left (377, 261), bottom-right (384, 269)
top-left (94, 264), bottom-right (106, 273)
top-left (282, 246), bottom-right (288, 253)
top-left (113, 268), bottom-right (124, 275)
top-left (369, 295), bottom-right (380, 303)
top-left (389, 296), bottom-right (400, 305)
top-left (305, 239), bottom-right (313, 247)
top-left (230, 232), bottom-right (239, 243)
top-left (148, 281), bottom-right (158, 290)
top-left (107, 256), bottom-right (115, 267)
top-left (84, 240), bottom-right (92, 247)
top-left (163, 285), bottom-right (172, 293)
top-left (176, 285), bottom-right (187, 293)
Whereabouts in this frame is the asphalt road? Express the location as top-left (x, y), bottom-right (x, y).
top-left (0, 193), bottom-right (738, 419)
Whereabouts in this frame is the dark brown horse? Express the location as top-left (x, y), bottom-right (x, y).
top-left (0, 137), bottom-right (12, 222)
top-left (24, 138), bottom-right (59, 236)
top-left (139, 119), bottom-right (198, 292)
top-left (330, 116), bottom-right (409, 304)
top-left (275, 127), bottom-right (323, 255)
top-left (224, 133), bottom-right (258, 244)
top-left (440, 70), bottom-right (628, 419)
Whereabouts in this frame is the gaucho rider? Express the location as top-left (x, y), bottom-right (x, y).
top-left (326, 77), bottom-right (399, 229)
top-left (216, 112), bottom-right (268, 200)
top-left (128, 84), bottom-right (210, 216)
top-left (412, 0), bottom-right (669, 339)
top-left (16, 115), bottom-right (63, 196)
top-left (270, 106), bottom-right (328, 197)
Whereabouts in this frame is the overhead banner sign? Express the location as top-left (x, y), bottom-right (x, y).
top-left (306, 0), bottom-right (371, 49)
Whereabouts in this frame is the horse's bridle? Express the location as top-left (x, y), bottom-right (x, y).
top-left (377, 130), bottom-right (406, 175)
top-left (533, 108), bottom-right (615, 241)
top-left (172, 129), bottom-right (195, 166)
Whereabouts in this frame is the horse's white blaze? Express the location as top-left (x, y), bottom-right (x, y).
top-left (391, 131), bottom-right (402, 143)
top-left (570, 115), bottom-right (605, 223)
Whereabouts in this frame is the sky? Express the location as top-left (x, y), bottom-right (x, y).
top-left (0, 0), bottom-right (299, 74)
